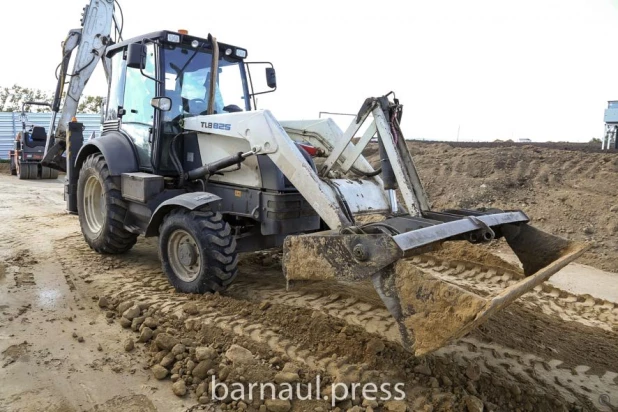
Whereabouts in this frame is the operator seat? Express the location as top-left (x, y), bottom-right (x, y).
top-left (31, 126), bottom-right (47, 142)
top-left (24, 126), bottom-right (47, 148)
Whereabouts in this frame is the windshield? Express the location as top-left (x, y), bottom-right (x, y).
top-left (162, 44), bottom-right (247, 120)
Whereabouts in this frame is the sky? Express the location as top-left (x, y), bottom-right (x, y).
top-left (1, 0), bottom-right (617, 142)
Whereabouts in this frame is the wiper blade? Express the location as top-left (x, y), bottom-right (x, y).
top-left (175, 46), bottom-right (200, 81)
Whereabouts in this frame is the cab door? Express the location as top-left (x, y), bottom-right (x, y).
top-left (121, 43), bottom-right (157, 170)
top-left (105, 43), bottom-right (158, 171)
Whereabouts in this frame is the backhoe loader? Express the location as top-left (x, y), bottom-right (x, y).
top-left (41, 0), bottom-right (587, 356)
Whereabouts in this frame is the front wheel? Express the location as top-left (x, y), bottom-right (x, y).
top-left (159, 208), bottom-right (238, 293)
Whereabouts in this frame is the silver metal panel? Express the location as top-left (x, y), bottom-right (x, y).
top-left (393, 211), bottom-right (530, 253)
top-left (121, 172), bottom-right (164, 203)
top-left (0, 113), bottom-right (102, 159)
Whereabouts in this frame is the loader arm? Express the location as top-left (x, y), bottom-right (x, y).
top-left (42, 0), bottom-right (117, 172)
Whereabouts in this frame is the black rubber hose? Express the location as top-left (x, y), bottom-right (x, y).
top-left (186, 152), bottom-right (246, 180)
top-left (350, 165), bottom-right (382, 177)
top-left (170, 133), bottom-right (185, 185)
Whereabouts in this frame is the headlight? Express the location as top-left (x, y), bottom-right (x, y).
top-left (235, 48), bottom-right (247, 58)
top-left (225, 48), bottom-right (232, 56)
top-left (191, 40), bottom-right (199, 48)
top-left (167, 33), bottom-right (181, 43)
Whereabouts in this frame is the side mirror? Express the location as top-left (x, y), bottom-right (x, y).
top-left (266, 67), bottom-right (277, 89)
top-left (127, 43), bottom-right (146, 70)
top-left (151, 97), bottom-right (172, 112)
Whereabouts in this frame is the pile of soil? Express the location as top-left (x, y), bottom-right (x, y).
top-left (364, 142), bottom-right (618, 272)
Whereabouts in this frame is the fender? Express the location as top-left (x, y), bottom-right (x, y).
top-left (74, 131), bottom-right (139, 175)
top-left (145, 192), bottom-right (222, 237)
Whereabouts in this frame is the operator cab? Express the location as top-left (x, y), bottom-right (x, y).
top-left (103, 30), bottom-right (275, 176)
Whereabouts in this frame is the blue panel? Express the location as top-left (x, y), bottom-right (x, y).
top-left (0, 113), bottom-right (103, 159)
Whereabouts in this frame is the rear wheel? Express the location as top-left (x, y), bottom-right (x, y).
top-left (77, 153), bottom-right (138, 254)
top-left (18, 162), bottom-right (37, 179)
top-left (159, 208), bottom-right (238, 293)
top-left (9, 157), bottom-right (17, 175)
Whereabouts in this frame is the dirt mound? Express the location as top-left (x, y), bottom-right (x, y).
top-left (365, 142), bottom-right (618, 272)
top-left (429, 242), bottom-right (523, 274)
top-left (0, 162), bottom-right (10, 173)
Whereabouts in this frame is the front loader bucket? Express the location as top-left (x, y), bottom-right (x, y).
top-left (283, 211), bottom-right (589, 356)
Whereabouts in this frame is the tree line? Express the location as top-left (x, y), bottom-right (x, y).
top-left (0, 84), bottom-right (103, 114)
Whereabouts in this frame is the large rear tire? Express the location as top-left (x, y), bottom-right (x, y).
top-left (77, 153), bottom-right (138, 254)
top-left (159, 208), bottom-right (238, 293)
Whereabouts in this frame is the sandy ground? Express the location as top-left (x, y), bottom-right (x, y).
top-left (1, 172), bottom-right (617, 412)
top-left (0, 176), bottom-right (184, 412)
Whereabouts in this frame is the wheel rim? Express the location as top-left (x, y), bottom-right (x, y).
top-left (83, 175), bottom-right (105, 234)
top-left (168, 229), bottom-right (201, 282)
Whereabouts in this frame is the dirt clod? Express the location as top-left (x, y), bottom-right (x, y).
top-left (225, 344), bottom-right (255, 364)
top-left (413, 363), bottom-right (432, 376)
top-left (265, 399), bottom-right (292, 412)
top-left (196, 346), bottom-right (217, 361)
top-left (155, 333), bottom-right (179, 351)
top-left (171, 380), bottom-right (187, 397)
top-left (98, 296), bottom-right (109, 308)
top-left (273, 372), bottom-right (300, 384)
top-left (124, 339), bottom-right (135, 352)
top-left (365, 338), bottom-right (385, 354)
top-left (143, 317), bottom-right (158, 329)
top-left (117, 300), bottom-right (134, 314)
top-left (160, 353), bottom-right (176, 368)
top-left (123, 305), bottom-right (141, 321)
top-left (171, 343), bottom-right (185, 355)
top-left (383, 400), bottom-right (407, 412)
top-left (138, 327), bottom-right (153, 343)
top-left (183, 302), bottom-right (199, 315)
top-left (152, 364), bottom-right (168, 380)
top-left (192, 359), bottom-right (213, 380)
top-left (465, 363), bottom-right (481, 381)
top-left (464, 395), bottom-right (484, 412)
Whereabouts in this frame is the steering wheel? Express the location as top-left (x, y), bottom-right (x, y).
top-left (187, 98), bottom-right (207, 114)
top-left (189, 98), bottom-right (206, 108)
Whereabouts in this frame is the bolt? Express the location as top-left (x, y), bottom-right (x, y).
top-left (353, 244), bottom-right (368, 261)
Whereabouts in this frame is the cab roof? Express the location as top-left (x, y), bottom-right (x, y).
top-left (106, 30), bottom-right (246, 60)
